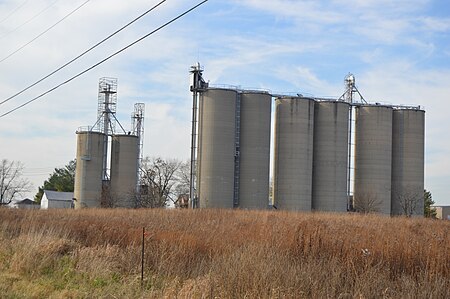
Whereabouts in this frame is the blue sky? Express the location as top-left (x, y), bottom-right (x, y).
top-left (0, 0), bottom-right (449, 205)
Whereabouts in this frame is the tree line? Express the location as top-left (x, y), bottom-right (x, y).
top-left (0, 157), bottom-right (439, 216)
top-left (0, 157), bottom-right (190, 208)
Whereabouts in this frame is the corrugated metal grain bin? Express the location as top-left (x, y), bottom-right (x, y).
top-left (74, 131), bottom-right (105, 208)
top-left (238, 92), bottom-right (272, 209)
top-left (354, 105), bottom-right (393, 214)
top-left (110, 134), bottom-right (139, 208)
top-left (197, 88), bottom-right (237, 208)
top-left (272, 97), bottom-right (315, 211)
top-left (312, 101), bottom-right (350, 212)
top-left (391, 109), bottom-right (425, 216)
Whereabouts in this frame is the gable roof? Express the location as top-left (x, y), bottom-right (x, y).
top-left (16, 198), bottom-right (39, 205)
top-left (43, 190), bottom-right (74, 201)
top-left (9, 198), bottom-right (39, 206)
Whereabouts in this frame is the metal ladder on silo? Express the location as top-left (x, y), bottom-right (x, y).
top-left (233, 92), bottom-right (241, 208)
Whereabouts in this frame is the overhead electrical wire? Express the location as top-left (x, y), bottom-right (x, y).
top-left (0, 0), bottom-right (90, 63)
top-left (0, 0), bottom-right (60, 41)
top-left (0, 0), bottom-right (29, 25)
top-left (0, 0), bottom-right (209, 119)
top-left (0, 0), bottom-right (167, 106)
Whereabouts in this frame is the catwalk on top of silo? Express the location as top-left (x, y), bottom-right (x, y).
top-left (312, 100), bottom-right (350, 212)
top-left (391, 108), bottom-right (425, 216)
top-left (272, 97), bottom-right (315, 211)
top-left (354, 105), bottom-right (393, 214)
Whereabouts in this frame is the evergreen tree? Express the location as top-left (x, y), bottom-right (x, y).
top-left (424, 189), bottom-right (436, 218)
top-left (34, 160), bottom-right (76, 203)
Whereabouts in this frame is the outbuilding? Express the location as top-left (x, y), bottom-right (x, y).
top-left (40, 190), bottom-right (74, 209)
top-left (8, 198), bottom-right (40, 209)
top-left (432, 205), bottom-right (450, 220)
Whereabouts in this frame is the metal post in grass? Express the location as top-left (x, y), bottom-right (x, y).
top-left (141, 227), bottom-right (145, 288)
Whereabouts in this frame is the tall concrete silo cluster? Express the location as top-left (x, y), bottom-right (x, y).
top-left (190, 67), bottom-right (425, 216)
top-left (353, 105), bottom-right (425, 216)
top-left (272, 97), bottom-right (350, 212)
top-left (74, 78), bottom-right (145, 209)
top-left (195, 88), bottom-right (272, 209)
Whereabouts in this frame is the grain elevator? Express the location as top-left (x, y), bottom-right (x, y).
top-left (189, 66), bottom-right (425, 216)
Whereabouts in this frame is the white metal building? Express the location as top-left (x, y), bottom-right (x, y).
top-left (41, 190), bottom-right (74, 209)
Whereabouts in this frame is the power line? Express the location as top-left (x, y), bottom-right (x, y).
top-left (0, 0), bottom-right (166, 106)
top-left (0, 0), bottom-right (90, 64)
top-left (0, 0), bottom-right (29, 25)
top-left (0, 0), bottom-right (60, 41)
top-left (0, 0), bottom-right (209, 119)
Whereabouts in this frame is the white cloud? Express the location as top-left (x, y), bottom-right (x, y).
top-left (272, 65), bottom-right (339, 96)
top-left (419, 16), bottom-right (450, 32)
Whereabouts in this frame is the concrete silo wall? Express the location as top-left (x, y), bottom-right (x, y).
top-left (110, 135), bottom-right (139, 208)
top-left (238, 92), bottom-right (272, 209)
top-left (312, 101), bottom-right (350, 212)
top-left (391, 109), bottom-right (425, 216)
top-left (354, 105), bottom-right (393, 214)
top-left (74, 131), bottom-right (105, 208)
top-left (197, 88), bottom-right (237, 208)
top-left (273, 97), bottom-right (315, 211)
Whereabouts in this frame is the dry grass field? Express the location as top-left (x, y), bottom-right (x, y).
top-left (0, 208), bottom-right (448, 298)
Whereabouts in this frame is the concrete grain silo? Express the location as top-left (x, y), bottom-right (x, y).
top-left (272, 97), bottom-right (315, 211)
top-left (238, 92), bottom-right (272, 209)
top-left (391, 109), bottom-right (425, 216)
top-left (312, 101), bottom-right (350, 212)
top-left (74, 131), bottom-right (105, 208)
top-left (354, 105), bottom-right (393, 214)
top-left (197, 88), bottom-right (237, 208)
top-left (110, 134), bottom-right (139, 208)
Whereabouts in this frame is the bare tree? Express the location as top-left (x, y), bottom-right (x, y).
top-left (174, 160), bottom-right (190, 197)
top-left (353, 191), bottom-right (382, 214)
top-left (100, 183), bottom-right (122, 208)
top-left (0, 159), bottom-right (32, 205)
top-left (395, 188), bottom-right (423, 217)
top-left (173, 160), bottom-right (190, 208)
top-left (174, 194), bottom-right (189, 209)
top-left (135, 157), bottom-right (182, 208)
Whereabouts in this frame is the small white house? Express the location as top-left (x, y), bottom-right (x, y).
top-left (41, 190), bottom-right (74, 209)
